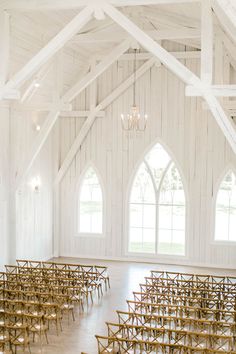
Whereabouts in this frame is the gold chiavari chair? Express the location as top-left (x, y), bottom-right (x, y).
top-left (7, 325), bottom-right (31, 354)
top-left (42, 303), bottom-right (62, 335)
top-left (5, 312), bottom-right (26, 330)
top-left (0, 325), bottom-right (11, 354)
top-left (94, 266), bottom-right (110, 291)
top-left (67, 286), bottom-right (84, 311)
top-left (55, 295), bottom-right (75, 324)
top-left (24, 313), bottom-right (48, 347)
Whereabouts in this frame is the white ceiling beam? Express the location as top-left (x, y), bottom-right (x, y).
top-left (186, 85), bottom-right (236, 97)
top-left (204, 93), bottom-right (236, 143)
top-left (201, 0), bottom-right (213, 84)
top-left (63, 38), bottom-right (131, 103)
top-left (103, 3), bottom-right (236, 153)
top-left (103, 3), bottom-right (202, 86)
top-left (0, 5), bottom-right (93, 99)
top-left (60, 110), bottom-right (105, 118)
top-left (55, 57), bottom-right (157, 184)
top-left (202, 101), bottom-right (236, 115)
top-left (14, 37), bottom-right (130, 190)
top-left (73, 28), bottom-right (200, 43)
top-left (0, 0), bottom-right (200, 10)
top-left (212, 0), bottom-right (236, 42)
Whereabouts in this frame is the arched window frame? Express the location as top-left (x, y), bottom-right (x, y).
top-left (125, 140), bottom-right (188, 258)
top-left (76, 163), bottom-right (105, 238)
top-left (213, 166), bottom-right (236, 245)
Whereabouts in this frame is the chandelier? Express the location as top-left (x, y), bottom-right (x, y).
top-left (121, 49), bottom-right (148, 131)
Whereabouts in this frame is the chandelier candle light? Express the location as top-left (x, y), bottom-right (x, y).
top-left (121, 49), bottom-right (148, 131)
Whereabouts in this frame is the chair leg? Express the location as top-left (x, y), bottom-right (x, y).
top-left (100, 284), bottom-right (103, 296)
top-left (44, 330), bottom-right (49, 345)
top-left (80, 299), bottom-right (84, 312)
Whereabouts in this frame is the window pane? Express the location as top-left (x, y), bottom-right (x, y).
top-left (80, 167), bottom-right (102, 202)
top-left (229, 207), bottom-right (236, 241)
top-left (129, 227), bottom-right (142, 245)
top-left (215, 171), bottom-right (236, 242)
top-left (143, 204), bottom-right (156, 228)
top-left (173, 206), bottom-right (185, 230)
top-left (172, 230), bottom-right (185, 255)
top-left (215, 209), bottom-right (229, 241)
top-left (130, 204), bottom-right (142, 228)
top-left (79, 167), bottom-right (103, 234)
top-left (129, 144), bottom-right (186, 256)
top-left (130, 163), bottom-right (155, 203)
top-left (160, 165), bottom-right (185, 205)
top-left (159, 205), bottom-right (172, 229)
top-left (142, 228), bottom-right (155, 253)
top-left (158, 230), bottom-right (185, 255)
top-left (145, 143), bottom-right (171, 188)
top-left (172, 230), bottom-right (185, 246)
top-left (158, 163), bottom-right (186, 256)
top-left (129, 227), bottom-right (155, 253)
top-left (158, 230), bottom-right (172, 254)
top-left (91, 209), bottom-right (102, 233)
top-left (80, 207), bottom-right (91, 233)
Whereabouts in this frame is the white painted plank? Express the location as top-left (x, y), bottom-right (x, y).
top-left (1, 6), bottom-right (93, 96)
top-left (0, 10), bottom-right (9, 86)
top-left (201, 0), bottom-right (213, 84)
top-left (55, 58), bottom-right (156, 184)
top-left (0, 0), bottom-right (201, 10)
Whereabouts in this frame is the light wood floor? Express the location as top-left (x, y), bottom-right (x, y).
top-left (28, 258), bottom-right (236, 354)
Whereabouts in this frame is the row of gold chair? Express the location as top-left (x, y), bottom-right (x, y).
top-left (106, 322), bottom-right (235, 350)
top-left (133, 291), bottom-right (236, 311)
top-left (150, 271), bottom-right (236, 285)
top-left (116, 310), bottom-right (236, 335)
top-left (145, 276), bottom-right (236, 292)
top-left (4, 266), bottom-right (103, 298)
top-left (0, 259), bottom-right (110, 353)
top-left (16, 259), bottom-right (110, 291)
top-left (96, 334), bottom-right (236, 354)
top-left (126, 299), bottom-right (236, 322)
top-left (96, 270), bottom-right (236, 353)
top-left (1, 272), bottom-right (96, 304)
top-left (140, 282), bottom-right (236, 301)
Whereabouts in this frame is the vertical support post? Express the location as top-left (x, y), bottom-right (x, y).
top-left (53, 50), bottom-right (64, 258)
top-left (201, 0), bottom-right (213, 85)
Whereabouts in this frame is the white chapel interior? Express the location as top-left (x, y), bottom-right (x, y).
top-left (0, 0), bottom-right (236, 353)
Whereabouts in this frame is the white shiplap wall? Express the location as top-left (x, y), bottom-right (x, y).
top-left (0, 104), bottom-right (10, 270)
top-left (58, 56), bottom-right (236, 269)
top-left (10, 109), bottom-right (53, 262)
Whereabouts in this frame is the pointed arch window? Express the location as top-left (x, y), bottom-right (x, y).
top-left (79, 167), bottom-right (103, 234)
top-left (215, 171), bottom-right (236, 242)
top-left (129, 143), bottom-right (186, 256)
